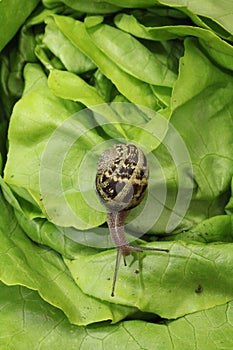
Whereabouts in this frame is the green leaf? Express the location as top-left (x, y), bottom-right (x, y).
top-left (93, 69), bottom-right (117, 102)
top-left (156, 0), bottom-right (233, 37)
top-left (48, 69), bottom-right (168, 144)
top-left (85, 17), bottom-right (177, 87)
top-left (91, 0), bottom-right (158, 8)
top-left (65, 240), bottom-right (233, 319)
top-left (53, 15), bottom-right (160, 110)
top-left (2, 281), bottom-right (233, 349)
top-left (0, 282), bottom-right (85, 349)
top-left (0, 186), bottom-right (136, 325)
top-left (48, 69), bottom-right (106, 106)
top-left (115, 13), bottom-right (233, 71)
top-left (165, 215), bottom-right (233, 243)
top-left (148, 38), bottom-right (233, 233)
top-left (0, 19), bottom-right (39, 118)
top-left (43, 0), bottom-right (122, 13)
top-left (0, 0), bottom-right (40, 51)
top-left (43, 17), bottom-right (96, 74)
top-left (48, 68), bottom-right (133, 141)
top-left (0, 177), bottom-right (98, 259)
top-left (3, 63), bottom-right (106, 229)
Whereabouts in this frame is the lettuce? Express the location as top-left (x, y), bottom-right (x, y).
top-left (0, 0), bottom-right (40, 51)
top-left (2, 281), bottom-right (233, 349)
top-left (0, 1), bottom-right (233, 348)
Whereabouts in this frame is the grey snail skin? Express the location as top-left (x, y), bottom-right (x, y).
top-left (96, 143), bottom-right (169, 297)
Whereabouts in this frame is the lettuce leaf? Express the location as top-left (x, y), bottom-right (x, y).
top-left (0, 184), bottom-right (136, 325)
top-left (1, 1), bottom-right (233, 348)
top-left (2, 281), bottom-right (233, 349)
top-left (0, 0), bottom-right (40, 51)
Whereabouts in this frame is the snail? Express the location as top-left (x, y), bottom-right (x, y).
top-left (96, 143), bottom-right (168, 296)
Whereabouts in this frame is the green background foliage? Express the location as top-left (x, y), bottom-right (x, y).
top-left (0, 0), bottom-right (233, 348)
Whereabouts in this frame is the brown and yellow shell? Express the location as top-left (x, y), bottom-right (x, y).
top-left (96, 143), bottom-right (149, 211)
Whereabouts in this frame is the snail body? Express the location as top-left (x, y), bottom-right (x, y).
top-left (96, 143), bottom-right (168, 296)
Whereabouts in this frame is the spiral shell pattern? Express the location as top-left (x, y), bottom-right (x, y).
top-left (96, 144), bottom-right (149, 211)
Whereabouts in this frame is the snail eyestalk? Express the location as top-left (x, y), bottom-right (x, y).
top-left (96, 143), bottom-right (169, 296)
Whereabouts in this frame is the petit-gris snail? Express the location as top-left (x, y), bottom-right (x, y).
top-left (96, 143), bottom-right (168, 296)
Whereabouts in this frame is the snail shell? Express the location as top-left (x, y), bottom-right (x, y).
top-left (96, 143), bottom-right (149, 211)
